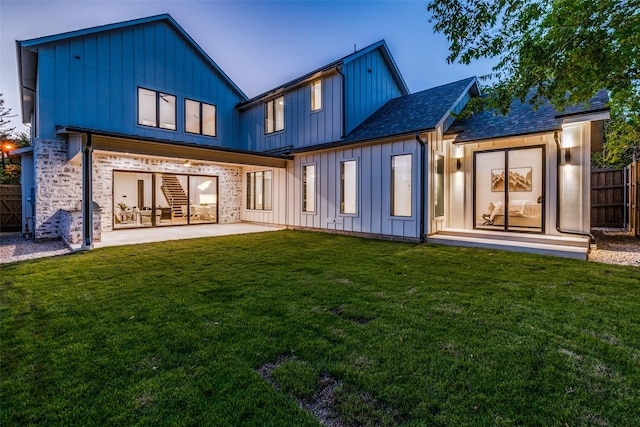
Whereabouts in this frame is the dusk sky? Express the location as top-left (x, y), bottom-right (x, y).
top-left (0, 0), bottom-right (494, 134)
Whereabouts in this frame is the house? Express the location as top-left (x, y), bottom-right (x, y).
top-left (14, 14), bottom-right (609, 259)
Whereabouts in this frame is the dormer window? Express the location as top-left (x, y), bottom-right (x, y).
top-left (265, 95), bottom-right (284, 134)
top-left (138, 88), bottom-right (176, 130)
top-left (311, 79), bottom-right (322, 111)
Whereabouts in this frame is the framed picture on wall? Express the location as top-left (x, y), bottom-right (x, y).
top-left (491, 168), bottom-right (532, 192)
top-left (508, 167), bottom-right (532, 192)
top-left (491, 169), bottom-right (505, 192)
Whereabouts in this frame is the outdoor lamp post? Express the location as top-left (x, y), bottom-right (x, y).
top-left (1, 141), bottom-right (14, 172)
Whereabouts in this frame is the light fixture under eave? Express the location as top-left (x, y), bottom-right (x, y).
top-left (564, 147), bottom-right (571, 165)
top-left (184, 159), bottom-right (192, 167)
top-left (456, 158), bottom-right (462, 171)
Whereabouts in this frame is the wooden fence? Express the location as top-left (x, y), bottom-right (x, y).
top-left (0, 184), bottom-right (22, 232)
top-left (628, 160), bottom-right (640, 237)
top-left (591, 168), bottom-right (625, 228)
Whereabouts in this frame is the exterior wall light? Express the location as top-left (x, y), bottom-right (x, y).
top-left (456, 158), bottom-right (462, 171)
top-left (563, 147), bottom-right (571, 165)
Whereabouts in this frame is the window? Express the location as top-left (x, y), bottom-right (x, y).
top-left (138, 88), bottom-right (176, 130)
top-left (311, 79), bottom-right (322, 111)
top-left (434, 155), bottom-right (444, 217)
top-left (391, 154), bottom-right (412, 217)
top-left (303, 165), bottom-right (316, 212)
top-left (265, 96), bottom-right (284, 134)
top-left (185, 99), bottom-right (217, 137)
top-left (340, 160), bottom-right (357, 214)
top-left (247, 171), bottom-right (273, 210)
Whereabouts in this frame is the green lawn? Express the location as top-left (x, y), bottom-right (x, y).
top-left (1, 230), bottom-right (639, 426)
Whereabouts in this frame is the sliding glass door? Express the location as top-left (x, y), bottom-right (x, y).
top-left (474, 147), bottom-right (544, 232)
top-left (113, 171), bottom-right (218, 229)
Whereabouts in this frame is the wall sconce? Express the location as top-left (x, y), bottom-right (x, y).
top-left (563, 148), bottom-right (571, 165)
top-left (456, 158), bottom-right (462, 171)
top-left (184, 159), bottom-right (192, 167)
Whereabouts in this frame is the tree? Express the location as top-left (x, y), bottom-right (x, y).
top-left (427, 0), bottom-right (640, 165)
top-left (0, 95), bottom-right (29, 184)
top-left (0, 94), bottom-right (15, 140)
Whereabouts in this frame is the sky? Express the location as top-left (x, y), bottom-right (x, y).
top-left (0, 0), bottom-right (495, 134)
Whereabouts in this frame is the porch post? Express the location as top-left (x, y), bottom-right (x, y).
top-left (82, 133), bottom-right (93, 250)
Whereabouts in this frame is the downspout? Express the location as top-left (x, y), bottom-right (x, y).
top-left (335, 65), bottom-right (346, 138)
top-left (415, 133), bottom-right (427, 243)
top-left (553, 131), bottom-right (595, 245)
top-left (82, 132), bottom-right (93, 250)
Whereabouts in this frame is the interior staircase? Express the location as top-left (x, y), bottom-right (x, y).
top-left (160, 174), bottom-right (188, 217)
top-left (426, 228), bottom-right (591, 259)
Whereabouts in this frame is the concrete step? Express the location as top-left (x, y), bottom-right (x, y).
top-left (426, 233), bottom-right (588, 260)
top-left (436, 228), bottom-right (590, 248)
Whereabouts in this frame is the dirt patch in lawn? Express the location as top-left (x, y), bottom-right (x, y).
top-left (257, 355), bottom-right (343, 426)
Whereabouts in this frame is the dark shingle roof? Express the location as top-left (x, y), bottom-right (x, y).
top-left (447, 90), bottom-right (609, 143)
top-left (341, 77), bottom-right (477, 144)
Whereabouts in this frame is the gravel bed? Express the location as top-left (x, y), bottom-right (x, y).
top-left (0, 233), bottom-right (71, 264)
top-left (589, 229), bottom-right (640, 267)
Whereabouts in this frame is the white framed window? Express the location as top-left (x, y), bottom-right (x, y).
top-left (265, 95), bottom-right (285, 134)
top-left (138, 87), bottom-right (176, 130)
top-left (434, 155), bottom-right (444, 217)
top-left (303, 164), bottom-right (316, 212)
top-left (311, 79), bottom-right (322, 111)
top-left (185, 99), bottom-right (217, 137)
top-left (340, 160), bottom-right (357, 214)
top-left (391, 154), bottom-right (412, 217)
top-left (247, 170), bottom-right (273, 210)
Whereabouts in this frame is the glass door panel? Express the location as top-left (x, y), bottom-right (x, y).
top-left (475, 151), bottom-right (506, 230)
top-left (113, 171), bottom-right (152, 229)
top-left (155, 173), bottom-right (189, 226)
top-left (507, 147), bottom-right (543, 232)
top-left (189, 176), bottom-right (218, 224)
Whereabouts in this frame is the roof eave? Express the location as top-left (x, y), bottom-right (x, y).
top-left (236, 59), bottom-right (343, 109)
top-left (17, 14), bottom-right (247, 102)
top-left (291, 127), bottom-right (435, 154)
top-left (343, 40), bottom-right (409, 95)
top-left (16, 41), bottom-right (37, 124)
top-left (451, 127), bottom-right (562, 144)
top-left (56, 126), bottom-right (292, 167)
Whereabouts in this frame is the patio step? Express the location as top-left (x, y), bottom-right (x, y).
top-left (427, 229), bottom-right (589, 259)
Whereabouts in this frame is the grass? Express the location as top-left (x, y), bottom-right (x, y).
top-left (1, 229), bottom-right (639, 426)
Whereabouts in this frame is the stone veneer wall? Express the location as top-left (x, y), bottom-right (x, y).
top-left (33, 138), bottom-right (82, 240)
top-left (93, 153), bottom-right (243, 232)
top-left (60, 209), bottom-right (103, 247)
top-left (34, 137), bottom-right (243, 239)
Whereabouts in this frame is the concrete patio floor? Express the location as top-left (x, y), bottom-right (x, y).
top-left (94, 223), bottom-right (284, 248)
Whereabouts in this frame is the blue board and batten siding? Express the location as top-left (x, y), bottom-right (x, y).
top-left (343, 48), bottom-right (405, 135)
top-left (35, 20), bottom-right (244, 147)
top-left (288, 138), bottom-right (423, 239)
top-left (240, 71), bottom-right (343, 152)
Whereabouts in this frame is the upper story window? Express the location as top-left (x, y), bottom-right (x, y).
top-left (311, 79), bottom-right (322, 111)
top-left (138, 88), bottom-right (176, 130)
top-left (185, 99), bottom-right (217, 137)
top-left (265, 95), bottom-right (284, 134)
